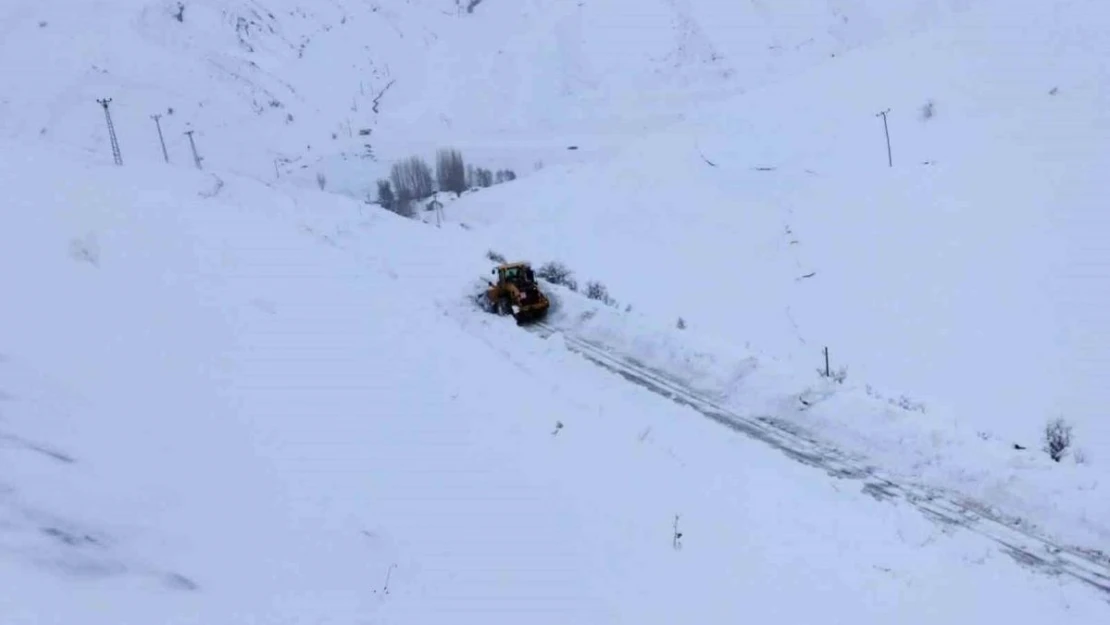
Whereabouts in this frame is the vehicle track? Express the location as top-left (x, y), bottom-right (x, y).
top-left (526, 320), bottom-right (1110, 597)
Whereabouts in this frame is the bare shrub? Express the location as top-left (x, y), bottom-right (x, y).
top-left (536, 261), bottom-right (578, 291)
top-left (919, 99), bottom-right (935, 121)
top-left (392, 198), bottom-right (416, 218)
top-left (376, 179), bottom-right (394, 210)
top-left (69, 233), bottom-right (100, 266)
top-left (819, 366), bottom-right (848, 384)
top-left (585, 281), bottom-right (615, 306)
top-left (486, 250), bottom-right (506, 263)
top-left (1043, 417), bottom-right (1073, 462)
top-left (894, 394), bottom-right (925, 413)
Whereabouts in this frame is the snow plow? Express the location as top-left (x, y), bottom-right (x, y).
top-left (483, 261), bottom-right (550, 325)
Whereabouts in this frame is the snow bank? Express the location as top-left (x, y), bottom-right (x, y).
top-left (538, 283), bottom-right (1110, 554)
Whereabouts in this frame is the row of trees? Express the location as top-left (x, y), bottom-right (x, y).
top-left (377, 148), bottom-right (516, 216)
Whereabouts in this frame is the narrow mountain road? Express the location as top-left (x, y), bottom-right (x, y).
top-left (524, 320), bottom-right (1110, 598)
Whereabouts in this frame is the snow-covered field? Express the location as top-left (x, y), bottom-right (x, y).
top-left (452, 0), bottom-right (1110, 551)
top-left (2, 0), bottom-right (1109, 621)
top-left (2, 141), bottom-right (1108, 623)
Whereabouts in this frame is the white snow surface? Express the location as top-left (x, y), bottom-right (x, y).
top-left (2, 0), bottom-right (975, 193)
top-left (1, 140), bottom-right (1107, 623)
top-left (452, 0), bottom-right (1110, 550)
top-left (2, 0), bottom-right (1110, 620)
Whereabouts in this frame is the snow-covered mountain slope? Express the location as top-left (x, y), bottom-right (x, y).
top-left (4, 0), bottom-right (1110, 620)
top-left (2, 0), bottom-right (974, 196)
top-left (2, 140), bottom-right (1107, 623)
top-left (453, 0), bottom-right (1110, 516)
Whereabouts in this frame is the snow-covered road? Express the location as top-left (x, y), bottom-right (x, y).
top-left (508, 318), bottom-right (1110, 597)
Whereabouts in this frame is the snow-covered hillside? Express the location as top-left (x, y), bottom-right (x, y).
top-left (2, 140), bottom-right (1107, 623)
top-left (454, 0), bottom-right (1110, 544)
top-left (3, 0), bottom-right (1110, 620)
top-left (2, 0), bottom-right (975, 195)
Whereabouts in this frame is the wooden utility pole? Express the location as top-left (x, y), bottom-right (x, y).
top-left (151, 114), bottom-right (169, 163)
top-left (876, 108), bottom-right (892, 167)
top-left (184, 130), bottom-right (202, 169)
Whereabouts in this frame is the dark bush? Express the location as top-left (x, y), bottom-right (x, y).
top-left (536, 261), bottom-right (578, 292)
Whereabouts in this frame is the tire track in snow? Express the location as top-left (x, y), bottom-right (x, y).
top-left (524, 320), bottom-right (1110, 598)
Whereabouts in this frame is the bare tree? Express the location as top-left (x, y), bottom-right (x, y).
top-left (475, 167), bottom-right (493, 188)
top-left (390, 155), bottom-right (434, 203)
top-left (436, 148), bottom-right (467, 197)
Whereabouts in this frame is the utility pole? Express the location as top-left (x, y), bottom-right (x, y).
top-left (151, 114), bottom-right (169, 163)
top-left (876, 108), bottom-right (892, 167)
top-left (184, 130), bottom-right (203, 170)
top-left (97, 98), bottom-right (123, 166)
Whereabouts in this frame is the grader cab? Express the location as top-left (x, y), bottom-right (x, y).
top-left (486, 261), bottom-right (550, 324)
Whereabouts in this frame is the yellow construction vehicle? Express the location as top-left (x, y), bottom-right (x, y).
top-left (485, 261), bottom-right (550, 324)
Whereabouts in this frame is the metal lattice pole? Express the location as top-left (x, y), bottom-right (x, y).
top-left (184, 130), bottom-right (203, 170)
top-left (151, 114), bottom-right (169, 163)
top-left (97, 98), bottom-right (123, 166)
